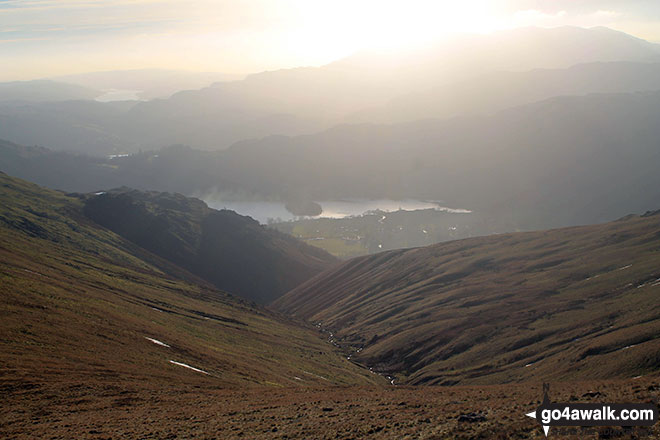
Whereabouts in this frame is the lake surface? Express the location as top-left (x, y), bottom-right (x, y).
top-left (95, 89), bottom-right (144, 102)
top-left (203, 198), bottom-right (470, 224)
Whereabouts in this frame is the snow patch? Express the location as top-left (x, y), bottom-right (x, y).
top-left (145, 337), bottom-right (170, 348)
top-left (169, 360), bottom-right (209, 375)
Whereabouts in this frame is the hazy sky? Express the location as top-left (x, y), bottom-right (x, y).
top-left (2, 0), bottom-right (660, 80)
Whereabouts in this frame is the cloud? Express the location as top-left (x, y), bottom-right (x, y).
top-left (593, 10), bottom-right (622, 19)
top-left (513, 9), bottom-right (568, 26)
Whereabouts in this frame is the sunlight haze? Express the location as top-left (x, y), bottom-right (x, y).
top-left (2, 0), bottom-right (660, 80)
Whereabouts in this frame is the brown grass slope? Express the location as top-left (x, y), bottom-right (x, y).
top-left (0, 171), bottom-right (381, 391)
top-left (3, 173), bottom-right (660, 439)
top-left (274, 211), bottom-right (660, 385)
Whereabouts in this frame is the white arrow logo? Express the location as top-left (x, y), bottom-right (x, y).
top-left (526, 410), bottom-right (550, 436)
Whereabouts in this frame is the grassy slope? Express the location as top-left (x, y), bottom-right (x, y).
top-left (0, 172), bottom-right (381, 389)
top-left (2, 172), bottom-right (660, 439)
top-left (274, 212), bottom-right (660, 385)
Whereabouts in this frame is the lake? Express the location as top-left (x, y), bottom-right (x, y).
top-left (203, 198), bottom-right (471, 224)
top-left (95, 89), bottom-right (144, 102)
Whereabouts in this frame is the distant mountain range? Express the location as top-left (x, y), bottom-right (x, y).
top-left (5, 85), bottom-right (659, 232)
top-left (220, 90), bottom-right (660, 230)
top-left (352, 61), bottom-right (660, 123)
top-left (274, 208), bottom-right (660, 385)
top-left (52, 69), bottom-right (244, 100)
top-left (1, 26), bottom-right (660, 154)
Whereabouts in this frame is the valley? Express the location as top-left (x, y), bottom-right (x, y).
top-left (271, 207), bottom-right (481, 258)
top-left (0, 172), bottom-right (380, 390)
top-left (275, 211), bottom-right (660, 385)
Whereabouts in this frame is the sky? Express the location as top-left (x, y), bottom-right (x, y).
top-left (1, 0), bottom-right (660, 80)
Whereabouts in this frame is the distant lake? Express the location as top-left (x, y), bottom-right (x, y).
top-left (203, 198), bottom-right (470, 224)
top-left (95, 89), bottom-right (144, 102)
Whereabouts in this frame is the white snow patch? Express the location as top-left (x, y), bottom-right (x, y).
top-left (525, 363), bottom-right (534, 367)
top-left (616, 264), bottom-right (633, 271)
top-left (145, 337), bottom-right (170, 348)
top-left (169, 360), bottom-right (209, 375)
top-left (23, 269), bottom-right (43, 276)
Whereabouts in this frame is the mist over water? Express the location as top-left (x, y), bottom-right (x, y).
top-left (203, 198), bottom-right (471, 224)
top-left (95, 89), bottom-right (144, 102)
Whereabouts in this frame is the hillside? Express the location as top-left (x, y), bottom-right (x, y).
top-left (4, 170), bottom-right (659, 439)
top-left (0, 171), bottom-right (378, 392)
top-left (81, 188), bottom-right (337, 303)
top-left (274, 210), bottom-right (660, 385)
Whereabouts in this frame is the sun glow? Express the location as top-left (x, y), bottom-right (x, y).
top-left (283, 0), bottom-right (502, 63)
top-left (3, 0), bottom-right (656, 80)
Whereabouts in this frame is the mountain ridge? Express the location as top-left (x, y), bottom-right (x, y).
top-left (80, 187), bottom-right (338, 303)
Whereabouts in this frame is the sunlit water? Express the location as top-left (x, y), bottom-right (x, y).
top-left (95, 89), bottom-right (144, 102)
top-left (204, 198), bottom-right (470, 224)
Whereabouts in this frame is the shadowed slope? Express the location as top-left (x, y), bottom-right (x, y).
top-left (0, 172), bottom-right (379, 389)
top-left (274, 211), bottom-right (660, 385)
top-left (81, 189), bottom-right (337, 303)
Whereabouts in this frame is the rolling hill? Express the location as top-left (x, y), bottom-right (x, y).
top-left (0, 171), bottom-right (377, 391)
top-left (274, 209), bottom-right (660, 385)
top-left (81, 188), bottom-right (337, 303)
